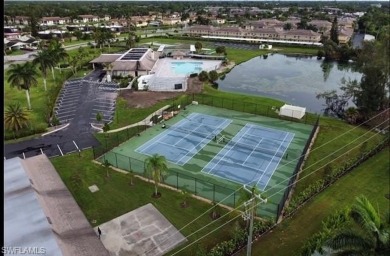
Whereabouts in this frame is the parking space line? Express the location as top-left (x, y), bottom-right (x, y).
top-left (23, 152), bottom-right (26, 159)
top-left (73, 141), bottom-right (80, 152)
top-left (57, 145), bottom-right (64, 156)
top-left (56, 109), bottom-right (77, 115)
top-left (40, 148), bottom-right (44, 155)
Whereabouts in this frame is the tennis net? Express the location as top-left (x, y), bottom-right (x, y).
top-left (230, 139), bottom-right (285, 157)
top-left (167, 124), bottom-right (214, 139)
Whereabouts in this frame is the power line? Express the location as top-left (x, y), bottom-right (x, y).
top-left (170, 126), bottom-right (388, 256)
top-left (142, 109), bottom-right (389, 255)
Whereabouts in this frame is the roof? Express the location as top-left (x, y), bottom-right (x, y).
top-left (281, 104), bottom-right (306, 111)
top-left (79, 15), bottom-right (99, 19)
top-left (172, 50), bottom-right (186, 56)
top-left (89, 54), bottom-right (122, 63)
top-left (4, 157), bottom-right (62, 255)
top-left (16, 154), bottom-right (109, 256)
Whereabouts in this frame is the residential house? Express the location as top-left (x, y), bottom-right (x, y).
top-left (308, 20), bottom-right (332, 34)
top-left (338, 27), bottom-right (354, 44)
top-left (338, 17), bottom-right (356, 29)
top-left (40, 17), bottom-right (71, 26)
top-left (78, 15), bottom-right (99, 23)
top-left (99, 15), bottom-right (111, 22)
top-left (161, 17), bottom-right (181, 26)
top-left (13, 16), bottom-right (30, 26)
top-left (187, 25), bottom-right (321, 43)
top-left (210, 18), bottom-right (226, 25)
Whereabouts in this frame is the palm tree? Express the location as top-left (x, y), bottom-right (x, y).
top-left (326, 195), bottom-right (390, 255)
top-left (7, 62), bottom-right (39, 110)
top-left (102, 159), bottom-right (111, 178)
top-left (4, 103), bottom-right (29, 135)
top-left (144, 154), bottom-right (168, 197)
top-left (32, 49), bottom-right (55, 91)
top-left (48, 40), bottom-right (68, 79)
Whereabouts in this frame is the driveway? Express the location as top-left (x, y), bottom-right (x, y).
top-left (4, 70), bottom-right (119, 159)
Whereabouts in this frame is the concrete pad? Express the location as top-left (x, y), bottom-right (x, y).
top-left (95, 203), bottom-right (187, 256)
top-left (88, 185), bottom-right (99, 193)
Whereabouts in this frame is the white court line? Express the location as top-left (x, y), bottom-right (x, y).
top-left (202, 123), bottom-right (252, 174)
top-left (255, 132), bottom-right (290, 187)
top-left (158, 141), bottom-right (192, 152)
top-left (73, 141), bottom-right (80, 152)
top-left (175, 118), bottom-right (232, 165)
top-left (241, 138), bottom-right (264, 166)
top-left (57, 145), bottom-right (64, 156)
top-left (261, 133), bottom-right (295, 189)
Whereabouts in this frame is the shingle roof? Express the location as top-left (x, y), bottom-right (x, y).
top-left (89, 54), bottom-right (122, 63)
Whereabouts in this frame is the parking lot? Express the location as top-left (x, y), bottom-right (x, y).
top-left (5, 70), bottom-right (119, 160)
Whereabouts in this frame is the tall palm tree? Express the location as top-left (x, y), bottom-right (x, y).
top-left (144, 154), bottom-right (168, 197)
top-left (32, 49), bottom-right (55, 91)
top-left (4, 103), bottom-right (29, 134)
top-left (326, 195), bottom-right (390, 255)
top-left (7, 62), bottom-right (39, 110)
top-left (48, 40), bottom-right (68, 79)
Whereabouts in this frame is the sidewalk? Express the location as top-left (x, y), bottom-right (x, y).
top-left (105, 105), bottom-right (171, 133)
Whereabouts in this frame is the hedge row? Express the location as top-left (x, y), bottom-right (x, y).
top-left (283, 137), bottom-right (389, 218)
top-left (201, 219), bottom-right (275, 256)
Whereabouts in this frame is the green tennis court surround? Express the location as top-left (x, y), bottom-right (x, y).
top-left (97, 104), bottom-right (315, 220)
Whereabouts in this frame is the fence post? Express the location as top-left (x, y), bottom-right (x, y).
top-left (128, 156), bottom-right (131, 171)
top-left (176, 172), bottom-right (179, 189)
top-left (115, 152), bottom-right (118, 167)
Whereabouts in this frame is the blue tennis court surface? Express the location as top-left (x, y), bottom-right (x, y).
top-left (202, 123), bottom-right (295, 191)
top-left (136, 113), bottom-right (232, 166)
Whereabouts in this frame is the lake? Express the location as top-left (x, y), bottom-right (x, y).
top-left (217, 54), bottom-right (362, 113)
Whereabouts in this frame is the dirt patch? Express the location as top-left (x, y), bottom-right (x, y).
top-left (187, 77), bottom-right (203, 93)
top-left (119, 90), bottom-right (182, 108)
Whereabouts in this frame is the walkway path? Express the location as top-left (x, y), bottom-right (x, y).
top-left (105, 105), bottom-right (171, 133)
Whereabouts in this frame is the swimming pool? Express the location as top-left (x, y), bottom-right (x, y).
top-left (171, 62), bottom-right (203, 75)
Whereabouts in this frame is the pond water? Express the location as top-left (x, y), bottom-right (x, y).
top-left (217, 54), bottom-right (362, 113)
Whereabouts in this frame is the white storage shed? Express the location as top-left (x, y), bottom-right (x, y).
top-left (279, 104), bottom-right (306, 119)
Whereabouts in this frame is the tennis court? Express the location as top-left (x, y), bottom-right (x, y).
top-left (97, 104), bottom-right (314, 219)
top-left (202, 123), bottom-right (294, 190)
top-left (135, 113), bottom-right (232, 166)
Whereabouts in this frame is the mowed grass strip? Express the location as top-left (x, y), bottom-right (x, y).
top-left (246, 148), bottom-right (390, 256)
top-left (51, 150), bottom-right (236, 254)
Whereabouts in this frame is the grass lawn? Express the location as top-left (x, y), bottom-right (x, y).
top-left (6, 49), bottom-right (29, 56)
top-left (246, 147), bottom-right (390, 256)
top-left (51, 150), bottom-right (239, 254)
top-left (4, 67), bottom-right (69, 138)
top-left (63, 39), bottom-right (91, 46)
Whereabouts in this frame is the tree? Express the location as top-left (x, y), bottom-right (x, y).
top-left (215, 46), bottom-right (226, 55)
top-left (7, 62), bottom-right (39, 110)
top-left (195, 41), bottom-right (202, 53)
top-left (283, 23), bottom-right (292, 30)
top-left (330, 16), bottom-right (339, 44)
top-left (326, 195), bottom-right (390, 254)
top-left (198, 71), bottom-right (209, 82)
top-left (4, 103), bottom-right (29, 134)
top-left (48, 40), bottom-right (68, 79)
top-left (102, 159), bottom-right (111, 178)
top-left (209, 70), bottom-right (219, 82)
top-left (96, 112), bottom-right (103, 122)
top-left (102, 122), bottom-right (110, 133)
top-left (73, 30), bottom-right (83, 40)
top-left (126, 33), bottom-right (136, 48)
top-left (180, 189), bottom-right (191, 208)
top-left (32, 49), bottom-right (55, 91)
top-left (144, 154), bottom-right (168, 197)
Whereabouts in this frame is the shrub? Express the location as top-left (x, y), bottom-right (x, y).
top-left (198, 71), bottom-right (209, 82)
top-left (189, 73), bottom-right (198, 78)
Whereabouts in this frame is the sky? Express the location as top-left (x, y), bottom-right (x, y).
top-left (4, 0), bottom-right (388, 2)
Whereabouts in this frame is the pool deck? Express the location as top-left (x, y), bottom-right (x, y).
top-left (151, 58), bottom-right (222, 77)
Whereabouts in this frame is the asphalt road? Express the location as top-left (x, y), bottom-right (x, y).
top-left (4, 70), bottom-right (118, 159)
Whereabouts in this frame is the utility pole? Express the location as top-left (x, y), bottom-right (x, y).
top-left (243, 184), bottom-right (267, 256)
